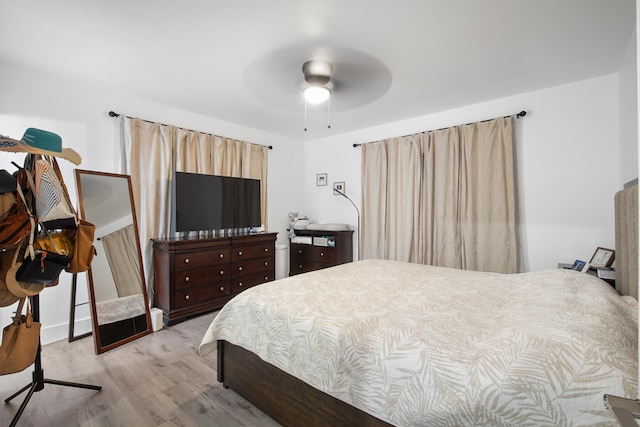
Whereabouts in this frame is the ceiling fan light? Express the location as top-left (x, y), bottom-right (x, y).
top-left (304, 86), bottom-right (331, 104)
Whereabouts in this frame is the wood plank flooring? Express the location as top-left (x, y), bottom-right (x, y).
top-left (0, 311), bottom-right (280, 427)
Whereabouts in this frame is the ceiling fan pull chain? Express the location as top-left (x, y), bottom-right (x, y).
top-left (304, 98), bottom-right (308, 132)
top-left (327, 97), bottom-right (331, 129)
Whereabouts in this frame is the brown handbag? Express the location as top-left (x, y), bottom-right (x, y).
top-left (0, 297), bottom-right (41, 375)
top-left (65, 219), bottom-right (96, 273)
top-left (0, 171), bottom-right (32, 248)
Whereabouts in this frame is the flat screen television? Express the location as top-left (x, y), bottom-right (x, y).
top-left (174, 172), bottom-right (261, 232)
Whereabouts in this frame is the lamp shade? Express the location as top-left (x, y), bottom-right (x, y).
top-left (304, 86), bottom-right (331, 104)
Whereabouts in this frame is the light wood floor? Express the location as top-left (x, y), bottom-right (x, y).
top-left (0, 311), bottom-right (280, 427)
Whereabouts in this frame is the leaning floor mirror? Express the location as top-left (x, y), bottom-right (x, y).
top-left (75, 169), bottom-right (152, 354)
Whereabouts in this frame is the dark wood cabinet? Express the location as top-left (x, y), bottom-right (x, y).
top-left (153, 232), bottom-right (277, 325)
top-left (289, 229), bottom-right (353, 276)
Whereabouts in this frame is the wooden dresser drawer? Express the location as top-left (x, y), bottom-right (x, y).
top-left (233, 257), bottom-right (274, 277)
top-left (290, 244), bottom-right (336, 263)
top-left (174, 281), bottom-right (231, 308)
top-left (175, 248), bottom-right (230, 270)
top-left (231, 242), bottom-right (274, 261)
top-left (175, 265), bottom-right (230, 289)
top-left (232, 271), bottom-right (275, 293)
top-left (289, 258), bottom-right (332, 275)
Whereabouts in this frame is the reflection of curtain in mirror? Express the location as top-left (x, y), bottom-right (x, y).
top-left (101, 224), bottom-right (143, 298)
top-left (119, 117), bottom-right (268, 304)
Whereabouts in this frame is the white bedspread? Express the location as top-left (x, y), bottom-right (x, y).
top-left (200, 259), bottom-right (637, 426)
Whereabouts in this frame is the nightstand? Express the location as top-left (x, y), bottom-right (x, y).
top-left (558, 263), bottom-right (615, 288)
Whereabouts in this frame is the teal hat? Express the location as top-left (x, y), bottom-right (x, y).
top-left (0, 128), bottom-right (81, 165)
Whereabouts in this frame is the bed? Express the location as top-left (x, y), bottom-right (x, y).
top-left (199, 184), bottom-right (638, 426)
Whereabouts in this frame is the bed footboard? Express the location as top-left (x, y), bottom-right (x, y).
top-left (216, 340), bottom-right (392, 427)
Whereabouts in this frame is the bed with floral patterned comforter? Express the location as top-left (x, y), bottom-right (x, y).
top-left (200, 259), bottom-right (637, 426)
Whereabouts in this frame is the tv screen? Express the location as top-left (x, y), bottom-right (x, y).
top-left (175, 172), bottom-right (261, 232)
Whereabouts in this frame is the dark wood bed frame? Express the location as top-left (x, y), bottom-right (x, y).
top-left (217, 340), bottom-right (392, 426)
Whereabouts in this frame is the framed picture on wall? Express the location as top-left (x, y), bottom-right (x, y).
top-left (588, 247), bottom-right (615, 269)
top-left (316, 173), bottom-right (327, 186)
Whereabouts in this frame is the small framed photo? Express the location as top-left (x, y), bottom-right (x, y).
top-left (570, 260), bottom-right (587, 272)
top-left (316, 173), bottom-right (327, 186)
top-left (589, 247), bottom-right (615, 269)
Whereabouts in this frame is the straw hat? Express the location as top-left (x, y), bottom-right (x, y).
top-left (5, 246), bottom-right (45, 298)
top-left (0, 128), bottom-right (81, 165)
top-left (0, 248), bottom-right (21, 307)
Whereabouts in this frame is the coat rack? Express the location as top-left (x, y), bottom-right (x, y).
top-left (4, 294), bottom-right (102, 427)
top-left (0, 136), bottom-right (100, 426)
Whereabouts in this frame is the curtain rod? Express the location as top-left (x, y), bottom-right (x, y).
top-left (352, 110), bottom-right (527, 148)
top-left (108, 111), bottom-right (273, 150)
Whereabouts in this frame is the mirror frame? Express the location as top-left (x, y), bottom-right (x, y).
top-left (75, 169), bottom-right (152, 354)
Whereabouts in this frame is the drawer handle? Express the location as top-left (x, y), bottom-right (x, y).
top-left (264, 276), bottom-right (268, 280)
top-left (238, 266), bottom-right (243, 272)
top-left (264, 248), bottom-right (269, 252)
top-left (185, 294), bottom-right (190, 300)
top-left (219, 286), bottom-right (225, 292)
top-left (264, 261), bottom-right (268, 266)
top-left (219, 270), bottom-right (224, 276)
top-left (299, 264), bottom-right (303, 268)
top-left (185, 276), bottom-right (190, 282)
top-left (238, 282), bottom-right (243, 287)
top-left (320, 252), bottom-right (325, 257)
top-left (184, 258), bottom-right (190, 264)
top-left (219, 253), bottom-right (224, 259)
top-left (298, 249), bottom-right (303, 254)
top-left (238, 251), bottom-right (243, 256)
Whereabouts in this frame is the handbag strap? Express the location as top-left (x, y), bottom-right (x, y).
top-left (12, 297), bottom-right (26, 326)
top-left (15, 174), bottom-right (36, 260)
top-left (25, 296), bottom-right (33, 328)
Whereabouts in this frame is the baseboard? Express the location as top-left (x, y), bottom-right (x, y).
top-left (40, 316), bottom-right (92, 345)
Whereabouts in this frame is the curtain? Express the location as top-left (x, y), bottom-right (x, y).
top-left (119, 117), bottom-right (268, 303)
top-left (101, 224), bottom-right (143, 298)
top-left (120, 118), bottom-right (174, 300)
top-left (362, 116), bottom-right (517, 273)
top-left (361, 135), bottom-right (423, 261)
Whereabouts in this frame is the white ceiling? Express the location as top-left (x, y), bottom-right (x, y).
top-left (0, 1), bottom-right (635, 141)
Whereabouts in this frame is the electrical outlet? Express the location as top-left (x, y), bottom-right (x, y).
top-left (333, 181), bottom-right (345, 195)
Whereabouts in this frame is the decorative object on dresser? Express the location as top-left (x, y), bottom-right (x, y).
top-left (289, 226), bottom-right (353, 276)
top-left (153, 232), bottom-right (277, 325)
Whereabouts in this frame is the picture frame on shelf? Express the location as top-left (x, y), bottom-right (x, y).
top-left (570, 260), bottom-right (587, 272)
top-left (588, 247), bottom-right (615, 269)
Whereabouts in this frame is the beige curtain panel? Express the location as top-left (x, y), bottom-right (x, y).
top-left (120, 117), bottom-right (268, 303)
top-left (362, 116), bottom-right (517, 274)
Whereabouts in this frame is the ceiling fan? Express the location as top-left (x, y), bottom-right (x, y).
top-left (302, 59), bottom-right (333, 104)
top-left (242, 44), bottom-right (392, 134)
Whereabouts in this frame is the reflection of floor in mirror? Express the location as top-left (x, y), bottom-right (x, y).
top-left (0, 311), bottom-right (280, 426)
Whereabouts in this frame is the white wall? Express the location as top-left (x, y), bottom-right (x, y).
top-left (305, 74), bottom-right (624, 273)
top-left (620, 23), bottom-right (639, 185)
top-left (0, 60), bottom-right (305, 345)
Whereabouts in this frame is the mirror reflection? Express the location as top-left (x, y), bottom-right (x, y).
top-left (75, 170), bottom-right (151, 354)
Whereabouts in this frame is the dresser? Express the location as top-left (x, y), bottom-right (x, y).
top-left (153, 232), bottom-right (277, 325)
top-left (289, 229), bottom-right (353, 276)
